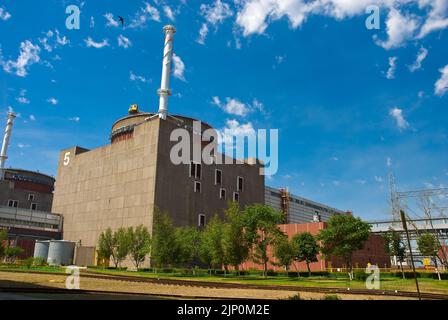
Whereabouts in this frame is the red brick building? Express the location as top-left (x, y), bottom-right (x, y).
top-left (240, 222), bottom-right (391, 272)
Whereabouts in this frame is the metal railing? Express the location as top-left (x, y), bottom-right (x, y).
top-left (0, 205), bottom-right (62, 231)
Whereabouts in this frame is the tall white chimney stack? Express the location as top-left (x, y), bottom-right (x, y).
top-left (157, 25), bottom-right (176, 120)
top-left (0, 111), bottom-right (16, 179)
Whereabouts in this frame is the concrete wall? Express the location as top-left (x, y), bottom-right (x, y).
top-left (52, 119), bottom-right (160, 246)
top-left (154, 118), bottom-right (265, 227)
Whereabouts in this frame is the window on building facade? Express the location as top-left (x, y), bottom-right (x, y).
top-left (233, 192), bottom-right (239, 202)
top-left (28, 194), bottom-right (35, 201)
top-left (31, 203), bottom-right (38, 210)
top-left (7, 200), bottom-right (18, 208)
top-left (237, 176), bottom-right (244, 191)
top-left (198, 214), bottom-right (206, 227)
top-left (215, 169), bottom-right (222, 185)
top-left (220, 188), bottom-right (226, 200)
top-left (194, 181), bottom-right (201, 193)
top-left (190, 162), bottom-right (202, 179)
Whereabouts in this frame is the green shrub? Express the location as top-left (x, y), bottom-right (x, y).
top-left (322, 294), bottom-right (341, 300)
top-left (23, 257), bottom-right (34, 268)
top-left (353, 269), bottom-right (369, 281)
top-left (33, 257), bottom-right (47, 267)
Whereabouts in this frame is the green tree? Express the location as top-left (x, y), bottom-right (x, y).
top-left (175, 226), bottom-right (200, 268)
top-left (417, 233), bottom-right (442, 280)
top-left (242, 204), bottom-right (284, 277)
top-left (97, 228), bottom-right (114, 265)
top-left (383, 230), bottom-right (406, 279)
top-left (0, 229), bottom-right (7, 261)
top-left (272, 233), bottom-right (295, 271)
top-left (292, 232), bottom-right (320, 276)
top-left (128, 225), bottom-right (151, 269)
top-left (4, 246), bottom-right (24, 264)
top-left (222, 202), bottom-right (249, 274)
top-left (112, 227), bottom-right (131, 268)
top-left (318, 214), bottom-right (371, 280)
top-left (199, 215), bottom-right (225, 272)
top-left (151, 208), bottom-right (179, 268)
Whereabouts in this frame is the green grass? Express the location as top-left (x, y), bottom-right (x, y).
top-left (84, 268), bottom-right (448, 294)
top-left (1, 264), bottom-right (447, 295)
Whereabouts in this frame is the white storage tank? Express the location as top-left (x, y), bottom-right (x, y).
top-left (33, 240), bottom-right (50, 260)
top-left (47, 240), bottom-right (75, 266)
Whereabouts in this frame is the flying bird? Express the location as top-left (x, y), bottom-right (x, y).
top-left (118, 16), bottom-right (125, 27)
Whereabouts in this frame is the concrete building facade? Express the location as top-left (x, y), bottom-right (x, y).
top-left (52, 111), bottom-right (265, 247)
top-left (265, 186), bottom-right (347, 224)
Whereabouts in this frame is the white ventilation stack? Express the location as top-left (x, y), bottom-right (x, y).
top-left (0, 111), bottom-right (16, 179)
top-left (157, 25), bottom-right (176, 120)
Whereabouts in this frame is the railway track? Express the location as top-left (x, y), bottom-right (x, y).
top-left (1, 269), bottom-right (448, 300)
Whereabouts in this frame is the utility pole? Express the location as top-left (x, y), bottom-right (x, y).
top-left (400, 209), bottom-right (421, 300)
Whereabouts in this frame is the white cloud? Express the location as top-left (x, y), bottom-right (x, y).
top-left (374, 176), bottom-right (383, 183)
top-left (16, 89), bottom-right (30, 104)
top-left (129, 71), bottom-right (149, 83)
top-left (90, 16), bottom-right (95, 28)
top-left (330, 156), bottom-right (339, 161)
top-left (47, 97), bottom-right (58, 105)
top-left (387, 157), bottom-right (392, 167)
top-left (55, 30), bottom-right (69, 46)
top-left (212, 96), bottom-right (266, 117)
top-left (29, 115), bottom-right (36, 121)
top-left (38, 29), bottom-right (69, 53)
top-left (386, 56), bottom-right (397, 79)
top-left (356, 179), bottom-right (367, 185)
top-left (69, 116), bottom-right (80, 122)
top-left (0, 7), bottom-right (11, 21)
top-left (198, 0), bottom-right (233, 44)
top-left (85, 37), bottom-right (109, 49)
top-left (163, 5), bottom-right (175, 21)
top-left (375, 9), bottom-right (419, 50)
top-left (435, 64), bottom-right (448, 96)
top-left (408, 47), bottom-right (428, 72)
top-left (417, 0), bottom-right (448, 38)
top-left (129, 2), bottom-right (161, 28)
top-left (104, 13), bottom-right (119, 27)
top-left (17, 143), bottom-right (30, 149)
top-left (219, 119), bottom-right (256, 145)
top-left (389, 107), bottom-right (410, 130)
top-left (2, 40), bottom-right (41, 77)
top-left (117, 34), bottom-right (132, 48)
top-left (172, 53), bottom-right (186, 81)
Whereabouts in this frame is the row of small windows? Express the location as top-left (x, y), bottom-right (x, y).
top-left (193, 182), bottom-right (240, 202)
top-left (7, 199), bottom-right (38, 210)
top-left (190, 162), bottom-right (244, 194)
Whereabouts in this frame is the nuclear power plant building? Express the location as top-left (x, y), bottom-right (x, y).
top-left (52, 112), bottom-right (265, 247)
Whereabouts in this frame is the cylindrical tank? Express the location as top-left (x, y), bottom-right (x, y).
top-left (33, 240), bottom-right (50, 260)
top-left (47, 240), bottom-right (75, 266)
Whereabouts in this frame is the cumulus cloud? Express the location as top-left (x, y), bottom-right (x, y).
top-left (172, 53), bottom-right (186, 81)
top-left (231, 1), bottom-right (446, 48)
top-left (29, 115), bottom-right (36, 121)
top-left (435, 64), bottom-right (448, 96)
top-left (117, 34), bottom-right (132, 48)
top-left (129, 71), bottom-right (149, 83)
top-left (38, 29), bottom-right (69, 52)
top-left (386, 56), bottom-right (398, 79)
top-left (389, 107), bottom-right (410, 130)
top-left (2, 40), bottom-right (41, 77)
top-left (198, 0), bottom-right (233, 44)
top-left (408, 47), bottom-right (428, 72)
top-left (16, 89), bottom-right (30, 104)
top-left (375, 9), bottom-right (419, 50)
top-left (163, 5), bottom-right (175, 21)
top-left (0, 7), bottom-right (11, 21)
top-left (218, 119), bottom-right (256, 145)
top-left (129, 2), bottom-right (160, 28)
top-left (104, 13), bottom-right (119, 27)
top-left (69, 116), bottom-right (80, 122)
top-left (47, 97), bottom-right (58, 105)
top-left (85, 37), bottom-right (109, 48)
top-left (212, 96), bottom-right (264, 117)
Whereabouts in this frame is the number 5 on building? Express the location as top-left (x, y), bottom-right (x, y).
top-left (63, 152), bottom-right (71, 166)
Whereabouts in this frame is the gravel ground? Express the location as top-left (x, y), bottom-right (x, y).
top-left (0, 271), bottom-right (412, 300)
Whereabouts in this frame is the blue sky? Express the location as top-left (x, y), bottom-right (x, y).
top-left (0, 0), bottom-right (447, 221)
